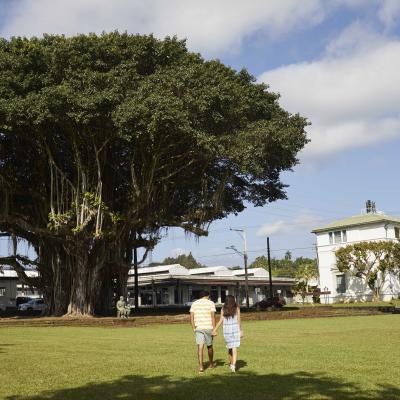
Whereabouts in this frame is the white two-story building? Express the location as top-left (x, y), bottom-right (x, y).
top-left (312, 206), bottom-right (400, 303)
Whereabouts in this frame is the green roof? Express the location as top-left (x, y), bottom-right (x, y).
top-left (312, 213), bottom-right (400, 233)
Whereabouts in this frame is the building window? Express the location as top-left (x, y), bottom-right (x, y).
top-left (161, 288), bottom-right (169, 305)
top-left (336, 275), bottom-right (346, 294)
top-left (155, 288), bottom-right (169, 305)
top-left (210, 286), bottom-right (218, 303)
top-left (330, 230), bottom-right (347, 244)
top-left (395, 227), bottom-right (400, 239)
top-left (188, 286), bottom-right (193, 301)
top-left (141, 287), bottom-right (154, 306)
top-left (155, 289), bottom-right (161, 305)
top-left (221, 286), bottom-right (228, 303)
top-left (0, 287), bottom-right (6, 297)
top-left (174, 287), bottom-right (182, 304)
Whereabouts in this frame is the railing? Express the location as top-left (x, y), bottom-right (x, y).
top-left (294, 292), bottom-right (400, 305)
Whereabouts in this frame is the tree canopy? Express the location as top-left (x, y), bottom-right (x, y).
top-left (0, 33), bottom-right (308, 315)
top-left (336, 241), bottom-right (400, 300)
top-left (149, 252), bottom-right (206, 269)
top-left (249, 253), bottom-right (316, 278)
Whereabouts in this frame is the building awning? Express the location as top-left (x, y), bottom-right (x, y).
top-left (128, 274), bottom-right (295, 288)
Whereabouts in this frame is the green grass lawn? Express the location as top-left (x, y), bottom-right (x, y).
top-left (1, 315), bottom-right (400, 400)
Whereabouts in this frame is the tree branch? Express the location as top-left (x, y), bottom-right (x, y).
top-left (0, 215), bottom-right (67, 242)
top-left (137, 247), bottom-right (151, 265)
top-left (0, 255), bottom-right (41, 288)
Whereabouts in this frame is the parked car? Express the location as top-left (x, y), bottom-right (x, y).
top-left (16, 296), bottom-right (32, 307)
top-left (253, 297), bottom-right (286, 310)
top-left (18, 298), bottom-right (45, 312)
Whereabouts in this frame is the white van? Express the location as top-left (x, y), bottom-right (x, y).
top-left (18, 298), bottom-right (45, 312)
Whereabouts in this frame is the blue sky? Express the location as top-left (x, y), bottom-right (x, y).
top-left (0, 0), bottom-right (399, 266)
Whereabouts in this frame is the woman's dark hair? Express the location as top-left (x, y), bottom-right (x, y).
top-left (223, 295), bottom-right (238, 318)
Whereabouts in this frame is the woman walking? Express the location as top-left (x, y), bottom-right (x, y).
top-left (213, 295), bottom-right (242, 373)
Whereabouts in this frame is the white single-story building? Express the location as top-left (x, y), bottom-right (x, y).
top-left (312, 205), bottom-right (400, 303)
top-left (127, 264), bottom-right (296, 307)
top-left (0, 263), bottom-right (296, 310)
top-left (0, 269), bottom-right (41, 311)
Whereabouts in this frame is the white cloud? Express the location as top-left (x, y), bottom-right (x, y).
top-left (256, 212), bottom-right (323, 236)
top-left (170, 247), bottom-right (189, 257)
top-left (306, 118), bottom-right (400, 157)
top-left (1, 0), bottom-right (325, 54)
top-left (260, 23), bottom-right (400, 159)
top-left (378, 0), bottom-right (400, 30)
top-left (1, 1), bottom-right (397, 57)
top-left (325, 21), bottom-right (388, 57)
top-left (331, 0), bottom-right (367, 7)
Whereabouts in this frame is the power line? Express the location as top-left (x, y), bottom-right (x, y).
top-left (193, 251), bottom-right (236, 259)
top-left (271, 205), bottom-right (344, 218)
top-left (155, 202), bottom-right (349, 243)
top-left (158, 216), bottom-right (332, 242)
top-left (247, 207), bottom-right (338, 220)
top-left (181, 244), bottom-right (316, 260)
top-left (248, 245), bottom-right (316, 253)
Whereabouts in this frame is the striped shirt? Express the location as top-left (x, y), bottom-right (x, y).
top-left (190, 298), bottom-right (216, 330)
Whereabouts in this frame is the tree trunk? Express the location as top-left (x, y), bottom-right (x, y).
top-left (11, 237), bottom-right (131, 317)
top-left (64, 241), bottom-right (126, 317)
top-left (66, 252), bottom-right (100, 317)
top-left (95, 267), bottom-right (114, 316)
top-left (39, 244), bottom-right (71, 316)
top-left (367, 283), bottom-right (379, 302)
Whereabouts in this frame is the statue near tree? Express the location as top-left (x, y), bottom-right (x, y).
top-left (116, 296), bottom-right (130, 318)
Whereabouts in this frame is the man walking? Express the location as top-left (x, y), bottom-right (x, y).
top-left (189, 290), bottom-right (217, 373)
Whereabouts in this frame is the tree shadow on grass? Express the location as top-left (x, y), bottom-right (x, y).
top-left (0, 343), bottom-right (14, 353)
top-left (6, 371), bottom-right (400, 400)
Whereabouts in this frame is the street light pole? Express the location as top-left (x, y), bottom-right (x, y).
top-left (267, 237), bottom-right (273, 299)
top-left (229, 228), bottom-right (250, 308)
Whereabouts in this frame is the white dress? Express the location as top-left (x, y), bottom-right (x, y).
top-left (223, 314), bottom-right (240, 349)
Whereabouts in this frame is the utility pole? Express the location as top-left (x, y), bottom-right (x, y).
top-left (267, 237), bottom-right (273, 299)
top-left (228, 228), bottom-right (249, 308)
top-left (133, 231), bottom-right (139, 310)
top-left (243, 230), bottom-right (249, 308)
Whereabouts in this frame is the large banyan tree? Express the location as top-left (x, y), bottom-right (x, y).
top-left (0, 33), bottom-right (308, 316)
